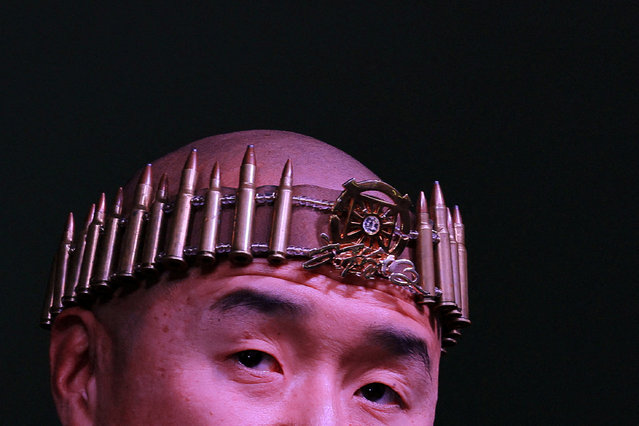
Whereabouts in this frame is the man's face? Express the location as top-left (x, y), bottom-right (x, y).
top-left (96, 261), bottom-right (441, 425)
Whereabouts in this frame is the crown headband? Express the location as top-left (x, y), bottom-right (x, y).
top-left (40, 145), bottom-right (470, 349)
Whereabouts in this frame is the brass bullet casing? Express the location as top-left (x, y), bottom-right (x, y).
top-left (268, 159), bottom-right (293, 265)
top-left (91, 188), bottom-right (123, 293)
top-left (444, 208), bottom-right (464, 323)
top-left (230, 145), bottom-right (256, 265)
top-left (116, 164), bottom-right (153, 279)
top-left (51, 213), bottom-right (74, 316)
top-left (198, 163), bottom-right (222, 263)
top-left (62, 203), bottom-right (95, 307)
top-left (442, 336), bottom-right (458, 348)
top-left (40, 255), bottom-right (58, 328)
top-left (139, 173), bottom-right (169, 274)
top-left (442, 328), bottom-right (462, 348)
top-left (163, 149), bottom-right (197, 269)
top-left (447, 208), bottom-right (462, 309)
top-left (416, 191), bottom-right (436, 303)
top-left (446, 328), bottom-right (463, 338)
top-left (75, 193), bottom-right (106, 303)
top-left (430, 181), bottom-right (456, 311)
top-left (454, 205), bottom-right (471, 326)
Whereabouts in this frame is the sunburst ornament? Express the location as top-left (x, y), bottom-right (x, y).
top-left (329, 179), bottom-right (412, 256)
top-left (304, 179), bottom-right (421, 292)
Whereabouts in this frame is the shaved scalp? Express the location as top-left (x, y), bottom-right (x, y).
top-left (97, 130), bottom-right (383, 350)
top-left (122, 130), bottom-right (379, 208)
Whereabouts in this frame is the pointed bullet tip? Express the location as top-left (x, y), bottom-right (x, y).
top-left (418, 191), bottom-right (428, 211)
top-left (139, 163), bottom-right (152, 185)
top-left (84, 203), bottom-right (96, 228)
top-left (453, 205), bottom-right (463, 224)
top-left (431, 181), bottom-right (445, 205)
top-left (156, 173), bottom-right (169, 199)
top-left (113, 187), bottom-right (124, 215)
top-left (446, 208), bottom-right (454, 233)
top-left (94, 193), bottom-right (107, 222)
top-left (64, 212), bottom-right (75, 240)
top-left (159, 172), bottom-right (168, 188)
top-left (282, 159), bottom-right (292, 177)
top-left (185, 149), bottom-right (197, 169)
top-left (243, 145), bottom-right (256, 165)
top-left (97, 193), bottom-right (106, 211)
top-left (210, 161), bottom-right (221, 186)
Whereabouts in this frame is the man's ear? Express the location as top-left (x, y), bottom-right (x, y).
top-left (50, 307), bottom-right (108, 425)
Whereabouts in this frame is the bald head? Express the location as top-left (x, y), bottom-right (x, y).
top-left (47, 130), bottom-right (450, 425)
top-left (123, 130), bottom-right (379, 207)
top-left (94, 129), bottom-right (393, 330)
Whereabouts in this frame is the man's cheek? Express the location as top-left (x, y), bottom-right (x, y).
top-left (147, 367), bottom-right (282, 424)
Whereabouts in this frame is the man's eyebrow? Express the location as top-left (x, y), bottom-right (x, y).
top-left (210, 288), bottom-right (306, 318)
top-left (365, 327), bottom-right (431, 372)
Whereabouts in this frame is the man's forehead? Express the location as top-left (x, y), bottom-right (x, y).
top-left (158, 260), bottom-right (435, 329)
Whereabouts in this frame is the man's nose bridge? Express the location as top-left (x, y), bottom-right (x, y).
top-left (288, 373), bottom-right (342, 425)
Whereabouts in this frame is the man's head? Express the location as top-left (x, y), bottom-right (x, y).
top-left (43, 130), bottom-right (468, 425)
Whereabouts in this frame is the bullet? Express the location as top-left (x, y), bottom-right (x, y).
top-left (416, 191), bottom-right (436, 303)
top-left (454, 205), bottom-right (471, 326)
top-left (430, 181), bottom-right (456, 311)
top-left (442, 336), bottom-right (458, 348)
top-left (442, 328), bottom-right (462, 347)
top-left (198, 163), bottom-right (222, 263)
top-left (139, 173), bottom-right (169, 274)
top-left (75, 193), bottom-right (106, 303)
top-left (447, 208), bottom-right (462, 311)
top-left (116, 164), bottom-right (153, 279)
top-left (163, 149), bottom-right (197, 269)
top-left (230, 145), bottom-right (256, 265)
top-left (63, 203), bottom-right (95, 307)
top-left (91, 187), bottom-right (123, 293)
top-left (268, 159), bottom-right (293, 265)
top-left (51, 212), bottom-right (74, 316)
top-left (446, 328), bottom-right (463, 338)
top-left (40, 255), bottom-right (58, 328)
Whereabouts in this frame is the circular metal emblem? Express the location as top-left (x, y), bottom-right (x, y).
top-left (329, 179), bottom-right (412, 257)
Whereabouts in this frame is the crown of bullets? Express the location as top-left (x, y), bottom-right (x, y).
top-left (40, 145), bottom-right (470, 349)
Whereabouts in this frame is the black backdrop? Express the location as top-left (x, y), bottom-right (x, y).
top-left (2, 3), bottom-right (637, 425)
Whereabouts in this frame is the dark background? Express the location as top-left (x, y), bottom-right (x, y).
top-left (2, 3), bottom-right (637, 425)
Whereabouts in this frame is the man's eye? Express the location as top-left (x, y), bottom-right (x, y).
top-left (233, 350), bottom-right (281, 372)
top-left (355, 382), bottom-right (402, 406)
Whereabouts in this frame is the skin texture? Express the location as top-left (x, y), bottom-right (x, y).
top-left (49, 131), bottom-right (441, 425)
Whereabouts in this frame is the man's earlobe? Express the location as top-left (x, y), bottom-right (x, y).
top-left (50, 307), bottom-right (104, 425)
